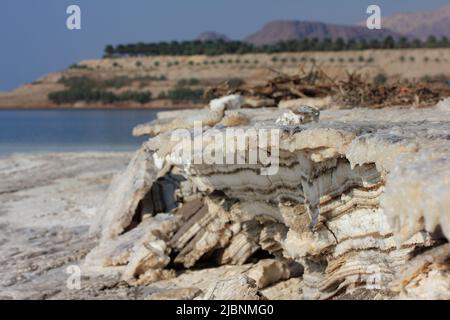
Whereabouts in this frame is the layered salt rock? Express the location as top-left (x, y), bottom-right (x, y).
top-left (382, 145), bottom-right (450, 242)
top-left (389, 244), bottom-right (450, 300)
top-left (278, 97), bottom-right (332, 110)
top-left (209, 94), bottom-right (243, 113)
top-left (133, 94), bottom-right (244, 137)
top-left (219, 111), bottom-right (250, 127)
top-left (202, 275), bottom-right (264, 300)
top-left (168, 197), bottom-right (289, 268)
top-left (147, 287), bottom-right (203, 300)
top-left (90, 146), bottom-right (157, 241)
top-left (132, 109), bottom-right (221, 137)
top-left (84, 213), bottom-right (179, 281)
top-left (243, 97), bottom-right (276, 108)
top-left (247, 259), bottom-right (303, 289)
top-left (88, 101), bottom-right (450, 299)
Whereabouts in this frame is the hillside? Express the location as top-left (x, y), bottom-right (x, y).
top-left (381, 4), bottom-right (450, 40)
top-left (1, 48), bottom-right (449, 109)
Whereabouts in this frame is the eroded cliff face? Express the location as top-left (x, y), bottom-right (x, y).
top-left (85, 98), bottom-right (450, 300)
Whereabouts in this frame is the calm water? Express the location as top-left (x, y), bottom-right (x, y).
top-left (0, 109), bottom-right (162, 155)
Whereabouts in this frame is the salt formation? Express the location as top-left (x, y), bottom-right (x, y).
top-left (275, 106), bottom-right (320, 125)
top-left (85, 97), bottom-right (450, 300)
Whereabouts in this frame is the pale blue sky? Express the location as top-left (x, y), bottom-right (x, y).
top-left (0, 0), bottom-right (448, 91)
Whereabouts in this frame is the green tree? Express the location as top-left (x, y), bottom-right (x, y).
top-left (398, 37), bottom-right (409, 49)
top-left (439, 36), bottom-right (449, 47)
top-left (333, 38), bottom-right (345, 51)
top-left (425, 36), bottom-right (437, 48)
top-left (382, 36), bottom-right (395, 49)
top-left (104, 45), bottom-right (114, 57)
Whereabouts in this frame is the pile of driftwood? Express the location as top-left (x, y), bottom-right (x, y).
top-left (333, 73), bottom-right (443, 108)
top-left (205, 65), bottom-right (448, 108)
top-left (204, 67), bottom-right (332, 103)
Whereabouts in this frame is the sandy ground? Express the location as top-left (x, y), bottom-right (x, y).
top-left (0, 152), bottom-right (136, 299)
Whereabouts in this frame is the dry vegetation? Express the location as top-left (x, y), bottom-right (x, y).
top-left (207, 65), bottom-right (448, 108)
top-left (0, 48), bottom-right (449, 108)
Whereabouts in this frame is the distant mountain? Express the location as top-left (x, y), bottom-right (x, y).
top-left (245, 20), bottom-right (400, 46)
top-left (199, 5), bottom-right (450, 46)
top-left (380, 4), bottom-right (450, 40)
top-left (196, 31), bottom-right (230, 42)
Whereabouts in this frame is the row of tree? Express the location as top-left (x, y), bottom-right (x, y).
top-left (104, 36), bottom-right (450, 57)
top-left (49, 89), bottom-right (152, 104)
top-left (48, 75), bottom-right (207, 104)
top-left (48, 76), bottom-right (152, 104)
top-left (158, 87), bottom-right (205, 102)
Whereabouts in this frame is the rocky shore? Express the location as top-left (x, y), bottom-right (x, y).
top-left (1, 96), bottom-right (450, 300)
top-left (90, 96), bottom-right (449, 300)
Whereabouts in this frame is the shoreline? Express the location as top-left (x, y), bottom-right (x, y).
top-left (0, 104), bottom-right (204, 111)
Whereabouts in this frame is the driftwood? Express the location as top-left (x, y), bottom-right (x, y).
top-left (334, 72), bottom-right (443, 108)
top-left (205, 65), bottom-right (448, 108)
top-left (204, 65), bottom-right (332, 104)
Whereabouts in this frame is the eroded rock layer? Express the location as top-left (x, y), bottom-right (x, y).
top-left (85, 97), bottom-right (450, 299)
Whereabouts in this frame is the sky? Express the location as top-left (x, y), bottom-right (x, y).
top-left (0, 0), bottom-right (449, 91)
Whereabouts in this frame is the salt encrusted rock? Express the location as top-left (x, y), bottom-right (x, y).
top-left (219, 111), bottom-right (250, 127)
top-left (171, 197), bottom-right (234, 268)
top-left (84, 213), bottom-right (179, 281)
top-left (168, 197), bottom-right (285, 268)
top-left (247, 259), bottom-right (302, 289)
top-left (91, 146), bottom-right (158, 241)
top-left (133, 95), bottom-right (245, 138)
top-left (217, 220), bottom-right (262, 265)
top-left (243, 97), bottom-right (276, 108)
top-left (85, 218), bottom-right (161, 270)
top-left (381, 145), bottom-right (450, 242)
top-left (132, 110), bottom-right (223, 137)
top-left (435, 97), bottom-right (450, 111)
top-left (86, 101), bottom-right (450, 300)
top-left (261, 278), bottom-right (304, 300)
top-left (388, 244), bottom-right (450, 300)
top-left (209, 94), bottom-right (243, 113)
top-left (131, 269), bottom-right (177, 286)
top-left (278, 97), bottom-right (332, 110)
top-left (202, 275), bottom-right (265, 300)
top-left (122, 236), bottom-right (170, 281)
top-left (146, 287), bottom-right (203, 300)
top-left (275, 106), bottom-right (320, 125)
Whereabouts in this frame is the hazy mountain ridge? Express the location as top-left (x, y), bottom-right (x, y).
top-left (244, 20), bottom-right (400, 45)
top-left (196, 31), bottom-right (230, 42)
top-left (199, 5), bottom-right (450, 45)
top-left (380, 4), bottom-right (450, 39)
